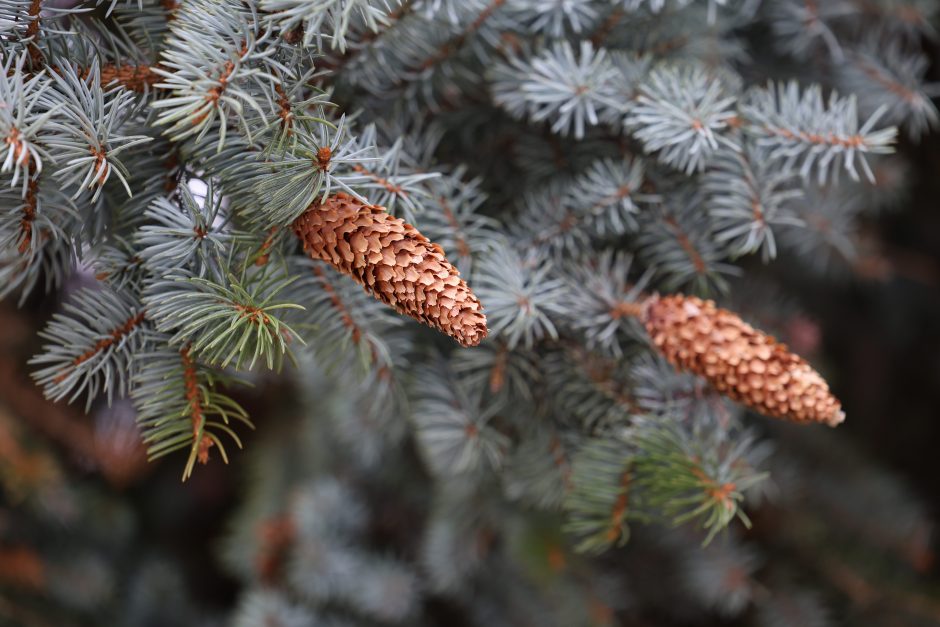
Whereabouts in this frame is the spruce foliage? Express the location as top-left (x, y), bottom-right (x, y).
top-left (0, 0), bottom-right (936, 623)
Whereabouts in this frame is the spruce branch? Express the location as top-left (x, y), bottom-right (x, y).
top-left (839, 36), bottom-right (940, 140)
top-left (631, 419), bottom-right (766, 544)
top-left (546, 346), bottom-right (638, 430)
top-left (0, 177), bottom-right (78, 301)
top-left (89, 238), bottom-right (147, 291)
top-left (503, 427), bottom-right (574, 508)
top-left (563, 437), bottom-right (636, 553)
top-left (511, 155), bottom-right (656, 257)
top-left (564, 250), bottom-right (651, 358)
top-left (474, 241), bottom-right (566, 349)
top-left (503, 0), bottom-right (599, 37)
top-left (0, 216), bottom-right (75, 305)
top-left (848, 0), bottom-right (938, 40)
top-left (41, 62), bottom-right (152, 201)
top-left (766, 0), bottom-right (855, 61)
top-left (30, 286), bottom-right (148, 409)
top-left (624, 63), bottom-right (740, 174)
top-left (1, 53), bottom-right (54, 196)
top-left (97, 63), bottom-right (163, 93)
top-left (133, 338), bottom-right (252, 480)
top-left (492, 40), bottom-right (626, 139)
top-left (260, 0), bottom-right (399, 52)
top-left (682, 536), bottom-right (761, 615)
top-left (144, 264), bottom-right (305, 370)
top-left (411, 360), bottom-right (509, 478)
top-left (246, 115), bottom-right (380, 227)
top-left (415, 168), bottom-right (498, 277)
top-left (291, 257), bottom-right (404, 372)
top-left (741, 81), bottom-right (897, 184)
top-left (343, 133), bottom-right (440, 222)
top-left (618, 0), bottom-right (733, 21)
top-left (136, 181), bottom-right (244, 276)
top-left (703, 144), bottom-right (804, 261)
top-left (24, 0), bottom-right (43, 66)
top-left (151, 6), bottom-right (278, 149)
top-left (777, 183), bottom-right (860, 274)
top-left (451, 340), bottom-right (540, 403)
top-left (637, 189), bottom-right (740, 295)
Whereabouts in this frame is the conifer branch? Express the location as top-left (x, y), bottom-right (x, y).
top-left (31, 288), bottom-right (147, 409)
top-left (24, 0), bottom-right (42, 67)
top-left (145, 265), bottom-right (305, 371)
top-left (563, 437), bottom-right (636, 553)
top-left (742, 82), bottom-right (897, 183)
top-left (133, 337), bottom-right (252, 480)
top-left (408, 0), bottom-right (504, 76)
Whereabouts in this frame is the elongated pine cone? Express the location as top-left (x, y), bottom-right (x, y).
top-left (292, 193), bottom-right (487, 347)
top-left (641, 294), bottom-right (844, 427)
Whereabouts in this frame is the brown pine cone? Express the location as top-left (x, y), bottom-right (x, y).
top-left (292, 193), bottom-right (487, 347)
top-left (641, 294), bottom-right (844, 427)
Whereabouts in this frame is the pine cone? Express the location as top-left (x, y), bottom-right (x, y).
top-left (292, 193), bottom-right (487, 347)
top-left (641, 294), bottom-right (844, 427)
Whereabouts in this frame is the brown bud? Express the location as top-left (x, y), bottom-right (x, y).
top-left (292, 193), bottom-right (487, 347)
top-left (642, 294), bottom-right (844, 427)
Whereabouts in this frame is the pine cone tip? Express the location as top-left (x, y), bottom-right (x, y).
top-left (827, 409), bottom-right (846, 428)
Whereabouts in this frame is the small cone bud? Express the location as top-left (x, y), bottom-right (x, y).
top-left (641, 294), bottom-right (844, 427)
top-left (292, 193), bottom-right (487, 347)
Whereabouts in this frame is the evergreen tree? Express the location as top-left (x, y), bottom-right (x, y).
top-left (1, 0), bottom-right (938, 625)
